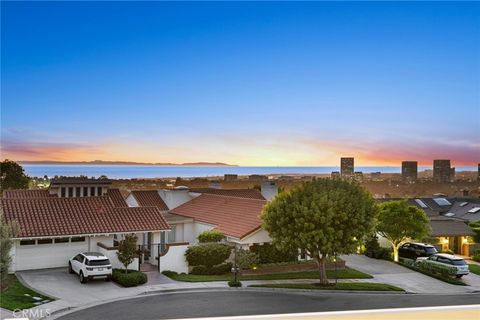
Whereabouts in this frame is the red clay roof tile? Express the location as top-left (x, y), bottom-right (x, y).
top-left (131, 190), bottom-right (169, 210)
top-left (170, 194), bottom-right (266, 239)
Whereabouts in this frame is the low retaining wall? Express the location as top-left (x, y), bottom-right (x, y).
top-left (242, 260), bottom-right (345, 275)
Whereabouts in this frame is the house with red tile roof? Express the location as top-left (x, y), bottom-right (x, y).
top-left (169, 193), bottom-right (271, 247)
top-left (2, 178), bottom-right (172, 272)
top-left (127, 186), bottom-right (276, 247)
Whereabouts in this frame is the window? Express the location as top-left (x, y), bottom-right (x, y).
top-left (68, 187), bottom-right (74, 197)
top-left (61, 187), bottom-right (66, 197)
top-left (452, 259), bottom-right (467, 266)
top-left (87, 259), bottom-right (110, 266)
top-left (90, 187), bottom-right (95, 196)
top-left (97, 186), bottom-right (103, 196)
top-left (74, 254), bottom-right (84, 263)
top-left (401, 243), bottom-right (410, 249)
top-left (71, 236), bottom-right (86, 242)
top-left (426, 247), bottom-right (437, 254)
top-left (433, 198), bottom-right (452, 206)
top-left (20, 240), bottom-right (36, 246)
top-left (437, 257), bottom-right (451, 264)
top-left (76, 187), bottom-right (81, 197)
top-left (83, 187), bottom-right (88, 197)
top-left (54, 238), bottom-right (69, 243)
top-left (414, 199), bottom-right (428, 208)
top-left (37, 238), bottom-right (53, 244)
top-left (168, 226), bottom-right (176, 243)
top-left (428, 256), bottom-right (437, 261)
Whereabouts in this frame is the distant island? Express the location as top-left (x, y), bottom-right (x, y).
top-left (19, 160), bottom-right (237, 166)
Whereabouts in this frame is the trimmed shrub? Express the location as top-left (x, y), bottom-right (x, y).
top-left (191, 262), bottom-right (233, 275)
top-left (364, 235), bottom-right (393, 261)
top-left (161, 270), bottom-right (178, 277)
top-left (185, 243), bottom-right (232, 267)
top-left (417, 260), bottom-right (457, 278)
top-left (228, 280), bottom-right (242, 287)
top-left (250, 243), bottom-right (297, 264)
top-left (112, 269), bottom-right (147, 287)
top-left (238, 249), bottom-right (260, 270)
top-left (472, 250), bottom-right (480, 262)
top-left (198, 230), bottom-right (224, 243)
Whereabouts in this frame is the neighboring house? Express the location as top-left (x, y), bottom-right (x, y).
top-left (127, 183), bottom-right (277, 247)
top-left (378, 197), bottom-right (478, 256)
top-left (170, 193), bottom-right (270, 248)
top-left (2, 178), bottom-right (171, 272)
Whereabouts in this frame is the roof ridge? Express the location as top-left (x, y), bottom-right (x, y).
top-left (199, 193), bottom-right (266, 202)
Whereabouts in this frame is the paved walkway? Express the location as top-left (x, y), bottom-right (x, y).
top-left (341, 254), bottom-right (480, 294)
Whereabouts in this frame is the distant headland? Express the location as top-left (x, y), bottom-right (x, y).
top-left (18, 160), bottom-right (237, 166)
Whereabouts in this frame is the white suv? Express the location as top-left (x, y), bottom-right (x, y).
top-left (424, 253), bottom-right (469, 278)
top-left (69, 252), bottom-right (113, 283)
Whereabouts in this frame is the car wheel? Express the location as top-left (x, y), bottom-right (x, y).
top-left (68, 262), bottom-right (74, 274)
top-left (79, 271), bottom-right (87, 284)
top-left (105, 275), bottom-right (111, 282)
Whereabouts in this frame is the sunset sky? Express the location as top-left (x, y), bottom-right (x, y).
top-left (1, 2), bottom-right (479, 166)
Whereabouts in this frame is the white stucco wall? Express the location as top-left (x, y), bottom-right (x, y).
top-left (97, 245), bottom-right (139, 270)
top-left (159, 243), bottom-right (189, 274)
top-left (239, 229), bottom-right (272, 246)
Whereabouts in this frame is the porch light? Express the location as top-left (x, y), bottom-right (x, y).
top-left (442, 238), bottom-right (449, 244)
top-left (462, 237), bottom-right (468, 244)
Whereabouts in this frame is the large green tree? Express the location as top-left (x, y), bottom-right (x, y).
top-left (376, 200), bottom-right (431, 262)
top-left (262, 178), bottom-right (377, 285)
top-left (0, 160), bottom-right (30, 193)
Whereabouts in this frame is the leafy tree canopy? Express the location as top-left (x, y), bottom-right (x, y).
top-left (376, 200), bottom-right (431, 261)
top-left (262, 178), bottom-right (377, 284)
top-left (0, 160), bottom-right (30, 193)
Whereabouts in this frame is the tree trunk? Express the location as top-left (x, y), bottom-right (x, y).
top-left (314, 254), bottom-right (329, 286)
top-left (393, 245), bottom-right (399, 262)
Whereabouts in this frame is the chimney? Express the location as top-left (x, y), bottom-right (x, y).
top-left (261, 180), bottom-right (278, 201)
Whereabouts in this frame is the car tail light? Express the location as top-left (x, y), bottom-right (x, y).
top-left (107, 266), bottom-right (112, 269)
top-left (86, 267), bottom-right (93, 271)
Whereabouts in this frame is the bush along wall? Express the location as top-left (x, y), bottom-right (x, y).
top-left (250, 243), bottom-right (297, 264)
top-left (112, 269), bottom-right (148, 287)
top-left (185, 243), bottom-right (232, 275)
top-left (399, 260), bottom-right (465, 285)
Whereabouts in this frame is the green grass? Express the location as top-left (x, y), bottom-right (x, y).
top-left (163, 267), bottom-right (372, 282)
top-left (468, 264), bottom-right (480, 276)
top-left (0, 275), bottom-right (53, 310)
top-left (249, 282), bottom-right (404, 292)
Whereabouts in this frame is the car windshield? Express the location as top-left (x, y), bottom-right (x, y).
top-left (451, 259), bottom-right (466, 266)
top-left (425, 247), bottom-right (437, 254)
top-left (87, 259), bottom-right (110, 266)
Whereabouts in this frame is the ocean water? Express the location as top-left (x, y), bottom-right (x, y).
top-left (22, 165), bottom-right (477, 179)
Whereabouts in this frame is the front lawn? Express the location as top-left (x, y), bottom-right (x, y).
top-left (0, 275), bottom-right (53, 311)
top-left (468, 264), bottom-right (480, 276)
top-left (249, 282), bottom-right (404, 291)
top-left (163, 267), bottom-right (372, 282)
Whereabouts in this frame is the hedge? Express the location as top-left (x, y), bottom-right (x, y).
top-left (250, 243), bottom-right (297, 264)
top-left (112, 269), bottom-right (148, 287)
top-left (185, 243), bottom-right (232, 267)
top-left (417, 260), bottom-right (458, 278)
top-left (198, 230), bottom-right (224, 243)
top-left (191, 263), bottom-right (233, 275)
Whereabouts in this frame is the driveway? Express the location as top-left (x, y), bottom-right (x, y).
top-left (341, 254), bottom-right (480, 294)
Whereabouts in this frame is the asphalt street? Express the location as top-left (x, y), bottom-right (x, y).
top-left (57, 289), bottom-right (480, 320)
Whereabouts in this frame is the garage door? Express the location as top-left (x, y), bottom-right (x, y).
top-left (15, 240), bottom-right (89, 271)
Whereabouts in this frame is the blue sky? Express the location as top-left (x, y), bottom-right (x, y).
top-left (1, 1), bottom-right (479, 165)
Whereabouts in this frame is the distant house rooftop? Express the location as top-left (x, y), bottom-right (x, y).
top-left (189, 188), bottom-right (265, 200)
top-left (50, 177), bottom-right (113, 185)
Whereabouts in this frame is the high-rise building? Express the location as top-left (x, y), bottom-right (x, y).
top-left (340, 157), bottom-right (354, 177)
top-left (224, 174), bottom-right (238, 182)
top-left (401, 161), bottom-right (418, 182)
top-left (433, 160), bottom-right (452, 183)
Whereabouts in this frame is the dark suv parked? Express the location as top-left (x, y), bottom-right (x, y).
top-left (398, 242), bottom-right (438, 260)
